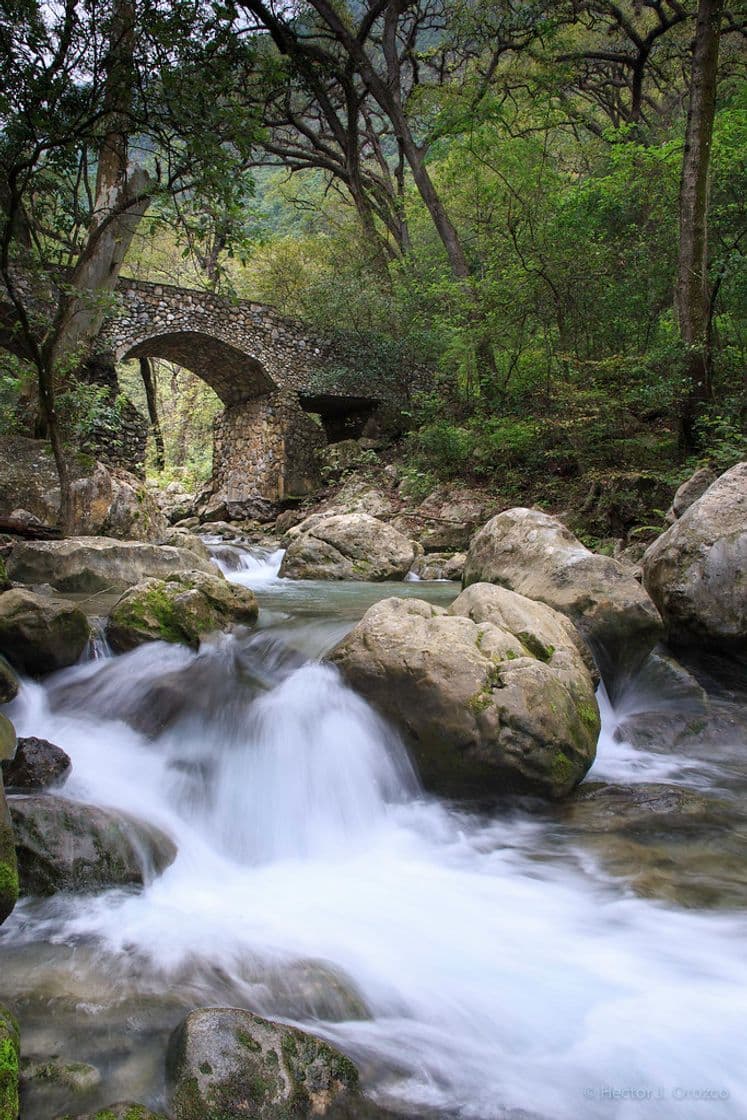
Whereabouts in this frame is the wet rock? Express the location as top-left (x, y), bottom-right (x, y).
top-left (254, 960), bottom-right (370, 1022)
top-left (463, 507), bottom-right (663, 689)
top-left (22, 1055), bottom-right (101, 1093)
top-left (0, 1004), bottom-right (20, 1120)
top-left (6, 537), bottom-right (216, 594)
top-left (0, 588), bottom-right (89, 674)
top-left (643, 462), bottom-right (747, 655)
top-left (2, 736), bottom-right (71, 791)
top-left (328, 585), bottom-right (600, 800)
top-left (409, 552), bottom-right (466, 581)
top-left (166, 1007), bottom-right (361, 1120)
top-left (106, 570), bottom-right (258, 652)
top-left (0, 780), bottom-right (18, 925)
top-left (280, 513), bottom-right (417, 582)
top-left (0, 655), bottom-right (19, 704)
top-left (560, 782), bottom-right (726, 833)
top-left (9, 795), bottom-right (176, 896)
top-left (666, 466), bottom-right (717, 522)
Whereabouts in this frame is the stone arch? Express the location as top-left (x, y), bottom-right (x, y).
top-left (118, 330), bottom-right (277, 405)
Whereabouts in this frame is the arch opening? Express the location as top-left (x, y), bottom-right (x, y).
top-left (121, 331), bottom-right (277, 405)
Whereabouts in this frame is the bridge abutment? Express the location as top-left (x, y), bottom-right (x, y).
top-left (213, 391), bottom-right (324, 502)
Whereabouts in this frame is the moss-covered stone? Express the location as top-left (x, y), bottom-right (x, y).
top-left (55, 1103), bottom-right (168, 1120)
top-left (0, 657), bottom-right (18, 706)
top-left (0, 781), bottom-right (18, 926)
top-left (0, 1004), bottom-right (19, 1120)
top-left (106, 571), bottom-right (258, 653)
top-left (167, 1007), bottom-right (361, 1120)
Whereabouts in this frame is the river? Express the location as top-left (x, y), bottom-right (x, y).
top-left (1, 545), bottom-right (745, 1119)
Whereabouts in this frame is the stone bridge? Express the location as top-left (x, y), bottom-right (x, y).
top-left (1, 275), bottom-right (422, 503)
top-left (97, 277), bottom-right (420, 503)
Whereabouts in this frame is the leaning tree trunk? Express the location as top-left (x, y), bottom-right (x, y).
top-left (140, 357), bottom-right (165, 471)
top-left (676, 0), bottom-right (723, 452)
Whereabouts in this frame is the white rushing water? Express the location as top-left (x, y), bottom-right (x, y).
top-left (2, 554), bottom-right (746, 1119)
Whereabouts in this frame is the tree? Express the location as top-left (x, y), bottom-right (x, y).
top-left (0, 0), bottom-right (259, 528)
top-left (676, 0), bottom-right (725, 448)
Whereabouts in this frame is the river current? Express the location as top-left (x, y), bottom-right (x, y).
top-left (1, 546), bottom-right (745, 1119)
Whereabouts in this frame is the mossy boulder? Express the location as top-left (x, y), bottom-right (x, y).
top-left (0, 716), bottom-right (16, 763)
top-left (9, 795), bottom-right (176, 896)
top-left (0, 656), bottom-right (19, 705)
top-left (0, 559), bottom-right (9, 593)
top-left (106, 570), bottom-right (258, 652)
top-left (327, 584), bottom-right (600, 800)
top-left (2, 736), bottom-right (71, 792)
top-left (21, 1056), bottom-right (101, 1094)
top-left (0, 589), bottom-right (89, 675)
top-left (0, 762), bottom-right (19, 926)
top-left (0, 1004), bottom-right (20, 1120)
top-left (279, 513), bottom-right (417, 581)
top-left (463, 507), bottom-right (663, 691)
top-left (166, 1008), bottom-right (361, 1120)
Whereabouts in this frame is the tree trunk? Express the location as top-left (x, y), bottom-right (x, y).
top-left (140, 357), bottom-right (165, 471)
top-left (676, 0), bottom-right (723, 451)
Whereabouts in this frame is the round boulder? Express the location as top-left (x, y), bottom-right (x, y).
top-left (463, 507), bottom-right (662, 689)
top-left (2, 736), bottom-right (71, 791)
top-left (0, 588), bottom-right (89, 675)
top-left (9, 795), bottom-right (176, 896)
top-left (280, 513), bottom-right (416, 581)
top-left (643, 462), bottom-right (747, 654)
top-left (166, 1007), bottom-right (360, 1120)
top-left (106, 569), bottom-right (258, 652)
top-left (327, 585), bottom-right (600, 800)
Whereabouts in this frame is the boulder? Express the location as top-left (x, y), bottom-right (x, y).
top-left (106, 570), bottom-right (259, 652)
top-left (643, 462), bottom-right (747, 654)
top-left (157, 529), bottom-right (212, 562)
top-left (21, 1056), bottom-right (101, 1094)
top-left (2, 736), bottom-right (71, 791)
top-left (0, 1005), bottom-right (20, 1120)
top-left (328, 585), bottom-right (600, 800)
top-left (0, 436), bottom-right (166, 541)
top-left (6, 537), bottom-right (216, 594)
top-left (0, 588), bottom-right (89, 674)
top-left (0, 716), bottom-right (15, 762)
top-left (0, 782), bottom-right (18, 925)
top-left (409, 552), bottom-right (466, 582)
top-left (463, 507), bottom-right (662, 688)
top-left (0, 656), bottom-right (19, 704)
top-left (392, 484), bottom-right (499, 552)
top-left (666, 466), bottom-right (717, 522)
top-left (0, 559), bottom-right (9, 593)
top-left (9, 795), bottom-right (176, 896)
top-left (166, 1007), bottom-right (360, 1120)
top-left (280, 514), bottom-right (416, 581)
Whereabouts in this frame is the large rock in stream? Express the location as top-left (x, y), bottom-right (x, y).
top-left (6, 536), bottom-right (216, 594)
top-left (328, 584), bottom-right (600, 800)
top-left (643, 461), bottom-right (747, 655)
top-left (463, 507), bottom-right (662, 688)
top-left (0, 588), bottom-right (89, 674)
top-left (2, 736), bottom-right (71, 792)
top-left (106, 570), bottom-right (258, 652)
top-left (9, 796), bottom-right (176, 896)
top-left (280, 513), bottom-right (417, 581)
top-left (166, 1008), bottom-right (364, 1120)
top-left (0, 775), bottom-right (19, 926)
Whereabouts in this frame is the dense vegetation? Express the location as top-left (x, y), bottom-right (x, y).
top-left (1, 1), bottom-right (745, 535)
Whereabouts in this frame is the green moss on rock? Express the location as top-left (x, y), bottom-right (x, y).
top-left (0, 1005), bottom-right (19, 1120)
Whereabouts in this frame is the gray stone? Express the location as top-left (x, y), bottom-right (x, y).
top-left (643, 462), bottom-right (747, 654)
top-left (166, 1007), bottom-right (360, 1120)
top-left (666, 466), bottom-right (717, 522)
top-left (2, 736), bottom-right (71, 791)
top-left (280, 513), bottom-right (417, 581)
top-left (463, 507), bottom-right (663, 689)
top-left (21, 1056), bottom-right (101, 1094)
top-left (6, 536), bottom-right (216, 594)
top-left (328, 586), bottom-right (600, 800)
top-left (410, 551), bottom-right (466, 581)
top-left (0, 588), bottom-right (89, 674)
top-left (9, 795), bottom-right (176, 896)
